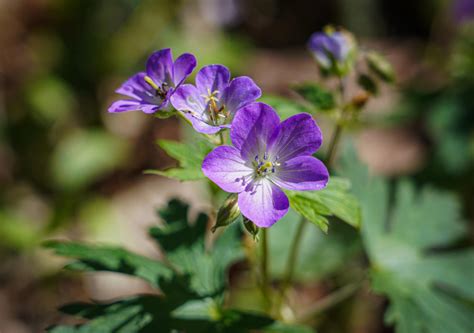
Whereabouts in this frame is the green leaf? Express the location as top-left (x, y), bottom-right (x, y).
top-left (293, 83), bottom-right (336, 111)
top-left (287, 177), bottom-right (361, 232)
top-left (27, 76), bottom-right (75, 123)
top-left (44, 241), bottom-right (173, 288)
top-left (340, 147), bottom-right (474, 333)
top-left (49, 295), bottom-right (306, 333)
top-left (47, 199), bottom-right (312, 332)
top-left (366, 51), bottom-right (395, 83)
top-left (269, 209), bottom-right (361, 282)
top-left (259, 95), bottom-right (310, 120)
top-left (51, 130), bottom-right (128, 191)
top-left (149, 199), bottom-right (244, 297)
top-left (357, 74), bottom-right (378, 95)
top-left (145, 140), bottom-right (213, 181)
top-left (0, 209), bottom-right (42, 249)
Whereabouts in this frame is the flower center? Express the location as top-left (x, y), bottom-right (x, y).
top-left (144, 75), bottom-right (169, 99)
top-left (202, 89), bottom-right (228, 125)
top-left (254, 152), bottom-right (280, 177)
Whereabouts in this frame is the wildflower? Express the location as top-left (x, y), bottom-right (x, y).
top-left (170, 64), bottom-right (261, 134)
top-left (202, 102), bottom-right (328, 227)
top-left (108, 48), bottom-right (196, 114)
top-left (308, 27), bottom-right (356, 76)
top-left (454, 0), bottom-right (474, 23)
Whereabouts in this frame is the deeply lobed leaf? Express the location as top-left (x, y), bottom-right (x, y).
top-left (340, 147), bottom-right (474, 333)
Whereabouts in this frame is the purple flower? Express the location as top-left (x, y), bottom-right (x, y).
top-left (308, 31), bottom-right (351, 69)
top-left (170, 64), bottom-right (261, 134)
top-left (108, 48), bottom-right (197, 114)
top-left (454, 0), bottom-right (474, 23)
top-left (202, 102), bottom-right (329, 227)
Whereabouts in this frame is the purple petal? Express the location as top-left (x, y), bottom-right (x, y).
top-left (222, 76), bottom-right (262, 114)
top-left (170, 84), bottom-right (206, 115)
top-left (115, 72), bottom-right (152, 100)
top-left (108, 100), bottom-right (158, 114)
top-left (183, 112), bottom-right (225, 134)
top-left (230, 102), bottom-right (280, 161)
top-left (308, 33), bottom-right (332, 67)
top-left (195, 64), bottom-right (230, 97)
top-left (238, 179), bottom-right (289, 227)
top-left (202, 146), bottom-right (253, 192)
top-left (454, 0), bottom-right (474, 22)
top-left (268, 113), bottom-right (322, 161)
top-left (172, 53), bottom-right (197, 87)
top-left (271, 156), bottom-right (329, 191)
top-left (146, 49), bottom-right (173, 85)
top-left (330, 32), bottom-right (349, 61)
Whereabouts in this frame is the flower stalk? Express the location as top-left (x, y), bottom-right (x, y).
top-left (260, 228), bottom-right (271, 310)
top-left (277, 75), bottom-right (347, 312)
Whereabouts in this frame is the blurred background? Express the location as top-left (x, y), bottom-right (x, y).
top-left (0, 0), bottom-right (473, 332)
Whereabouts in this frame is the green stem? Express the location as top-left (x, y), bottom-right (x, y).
top-left (260, 228), bottom-right (271, 309)
top-left (276, 76), bottom-right (348, 312)
top-left (326, 77), bottom-right (347, 168)
top-left (277, 216), bottom-right (306, 306)
top-left (218, 131), bottom-right (225, 146)
top-left (325, 123), bottom-right (343, 168)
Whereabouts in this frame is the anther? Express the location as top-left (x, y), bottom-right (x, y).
top-left (144, 76), bottom-right (159, 90)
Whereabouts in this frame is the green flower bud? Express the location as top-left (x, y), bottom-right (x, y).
top-left (211, 194), bottom-right (241, 233)
top-left (366, 51), bottom-right (395, 83)
top-left (243, 217), bottom-right (260, 240)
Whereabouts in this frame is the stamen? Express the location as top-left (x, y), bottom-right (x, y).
top-left (254, 152), bottom-right (279, 177)
top-left (144, 75), bottom-right (159, 90)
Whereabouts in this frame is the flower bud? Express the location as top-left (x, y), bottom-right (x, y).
top-left (243, 217), bottom-right (260, 240)
top-left (211, 194), bottom-right (241, 233)
top-left (308, 26), bottom-right (357, 77)
top-left (366, 51), bottom-right (395, 83)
